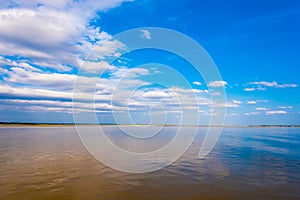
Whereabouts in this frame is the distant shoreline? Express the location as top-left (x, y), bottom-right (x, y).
top-left (0, 122), bottom-right (299, 128)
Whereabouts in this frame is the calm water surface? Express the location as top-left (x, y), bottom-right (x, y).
top-left (0, 126), bottom-right (299, 200)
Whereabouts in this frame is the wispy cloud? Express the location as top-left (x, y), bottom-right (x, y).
top-left (247, 101), bottom-right (257, 105)
top-left (265, 110), bottom-right (287, 115)
top-left (233, 100), bottom-right (243, 104)
top-left (245, 112), bottom-right (260, 116)
top-left (0, 64), bottom-right (216, 116)
top-left (255, 107), bottom-right (268, 111)
top-left (140, 29), bottom-right (151, 39)
top-left (278, 106), bottom-right (293, 109)
top-left (249, 81), bottom-right (298, 89)
top-left (244, 88), bottom-right (255, 92)
top-left (193, 81), bottom-right (202, 86)
top-left (211, 100), bottom-right (243, 108)
top-left (208, 81), bottom-right (227, 87)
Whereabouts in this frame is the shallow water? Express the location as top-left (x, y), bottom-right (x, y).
top-left (0, 126), bottom-right (299, 200)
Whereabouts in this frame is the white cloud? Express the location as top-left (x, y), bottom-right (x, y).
top-left (233, 100), bottom-right (243, 104)
top-left (0, 56), bottom-right (41, 72)
top-left (0, 1), bottom-right (227, 120)
top-left (143, 91), bottom-right (171, 99)
top-left (250, 81), bottom-right (298, 89)
top-left (244, 88), bottom-right (255, 92)
top-left (0, 66), bottom-right (215, 114)
top-left (265, 110), bottom-right (287, 115)
top-left (212, 103), bottom-right (239, 108)
top-left (0, 99), bottom-right (121, 113)
top-left (141, 29), bottom-right (151, 39)
top-left (79, 60), bottom-right (116, 74)
top-left (193, 81), bottom-right (202, 86)
top-left (87, 39), bottom-right (126, 60)
top-left (245, 112), bottom-right (260, 116)
top-left (256, 87), bottom-right (267, 91)
top-left (0, 84), bottom-right (74, 100)
top-left (4, 67), bottom-right (86, 90)
top-left (0, 8), bottom-right (82, 69)
top-left (2, 64), bottom-right (152, 95)
top-left (255, 107), bottom-right (268, 111)
top-left (208, 81), bottom-right (227, 87)
top-left (170, 87), bottom-right (209, 95)
top-left (278, 106), bottom-right (293, 109)
top-left (212, 100), bottom-right (243, 108)
top-left (277, 84), bottom-right (298, 88)
top-left (247, 101), bottom-right (257, 105)
top-left (110, 67), bottom-right (150, 79)
top-left (0, 0), bottom-right (131, 71)
top-left (251, 81), bottom-right (277, 87)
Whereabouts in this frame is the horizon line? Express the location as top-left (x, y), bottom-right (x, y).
top-left (0, 122), bottom-right (300, 127)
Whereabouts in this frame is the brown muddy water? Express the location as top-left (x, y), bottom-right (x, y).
top-left (0, 126), bottom-right (299, 200)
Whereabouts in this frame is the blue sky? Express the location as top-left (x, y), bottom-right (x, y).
top-left (0, 0), bottom-right (300, 125)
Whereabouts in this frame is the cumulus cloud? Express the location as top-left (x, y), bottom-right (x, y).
top-left (0, 0), bottom-right (154, 116)
top-left (0, 1), bottom-right (226, 122)
top-left (0, 56), bottom-right (41, 72)
top-left (0, 8), bottom-right (82, 70)
top-left (79, 60), bottom-right (116, 74)
top-left (142, 91), bottom-right (171, 99)
top-left (87, 39), bottom-right (126, 61)
top-left (0, 84), bottom-right (74, 101)
top-left (0, 99), bottom-right (121, 113)
top-left (5, 67), bottom-right (78, 89)
top-left (0, 64), bottom-right (216, 116)
top-left (0, 0), bottom-right (131, 71)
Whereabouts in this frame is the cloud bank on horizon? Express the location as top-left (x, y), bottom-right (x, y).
top-left (0, 0), bottom-right (299, 125)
